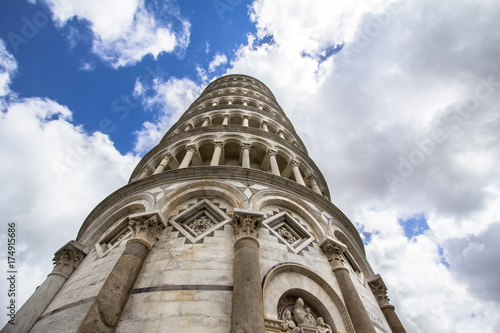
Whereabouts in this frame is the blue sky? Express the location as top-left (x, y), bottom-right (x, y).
top-left (1, 0), bottom-right (255, 153)
top-left (1, 0), bottom-right (500, 332)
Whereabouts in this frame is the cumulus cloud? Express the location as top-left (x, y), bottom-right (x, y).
top-left (0, 40), bottom-right (17, 98)
top-left (132, 76), bottom-right (203, 154)
top-left (225, 0), bottom-right (500, 331)
top-left (41, 0), bottom-right (190, 67)
top-left (0, 43), bottom-right (139, 324)
top-left (208, 52), bottom-right (228, 72)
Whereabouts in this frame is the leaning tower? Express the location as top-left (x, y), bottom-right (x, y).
top-left (6, 74), bottom-right (405, 333)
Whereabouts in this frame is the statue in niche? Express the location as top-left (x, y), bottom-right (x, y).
top-left (293, 298), bottom-right (307, 326)
top-left (281, 310), bottom-right (300, 333)
top-left (316, 317), bottom-right (332, 333)
top-left (304, 307), bottom-right (317, 326)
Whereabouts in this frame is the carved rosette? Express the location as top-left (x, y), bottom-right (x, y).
top-left (128, 213), bottom-right (165, 249)
top-left (319, 238), bottom-right (347, 268)
top-left (52, 241), bottom-right (86, 277)
top-left (368, 275), bottom-right (391, 307)
top-left (231, 210), bottom-right (264, 240)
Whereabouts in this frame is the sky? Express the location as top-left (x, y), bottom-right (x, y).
top-left (0, 0), bottom-right (499, 331)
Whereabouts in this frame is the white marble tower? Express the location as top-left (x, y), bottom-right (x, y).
top-left (4, 74), bottom-right (405, 333)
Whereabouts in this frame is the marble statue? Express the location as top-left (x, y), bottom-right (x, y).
top-left (317, 317), bottom-right (332, 333)
top-left (281, 310), bottom-right (300, 333)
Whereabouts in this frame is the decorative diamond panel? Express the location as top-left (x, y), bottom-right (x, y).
top-left (263, 211), bottom-right (314, 254)
top-left (169, 199), bottom-right (230, 244)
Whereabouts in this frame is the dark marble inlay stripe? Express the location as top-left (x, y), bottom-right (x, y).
top-left (132, 284), bottom-right (233, 294)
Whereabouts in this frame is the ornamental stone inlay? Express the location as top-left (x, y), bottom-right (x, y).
top-left (263, 211), bottom-right (314, 254)
top-left (170, 198), bottom-right (231, 244)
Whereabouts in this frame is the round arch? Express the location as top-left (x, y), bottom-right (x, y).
top-left (155, 180), bottom-right (248, 218)
top-left (262, 263), bottom-right (355, 333)
top-left (251, 190), bottom-right (328, 240)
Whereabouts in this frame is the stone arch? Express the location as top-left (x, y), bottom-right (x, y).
top-left (251, 190), bottom-right (328, 240)
top-left (156, 180), bottom-right (247, 218)
top-left (262, 263), bottom-right (355, 333)
top-left (78, 192), bottom-right (155, 246)
top-left (334, 230), bottom-right (374, 278)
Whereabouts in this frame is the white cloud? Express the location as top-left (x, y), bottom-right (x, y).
top-left (208, 52), bottom-right (228, 72)
top-left (0, 40), bottom-right (17, 98)
top-left (225, 0), bottom-right (500, 331)
top-left (0, 46), bottom-right (139, 326)
top-left (132, 76), bottom-right (203, 154)
top-left (41, 0), bottom-right (191, 67)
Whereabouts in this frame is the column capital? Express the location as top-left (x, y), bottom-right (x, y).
top-left (319, 237), bottom-right (348, 267)
top-left (242, 114), bottom-right (250, 119)
top-left (186, 144), bottom-right (198, 153)
top-left (290, 159), bottom-right (300, 168)
top-left (231, 209), bottom-right (265, 240)
top-left (223, 114), bottom-right (230, 118)
top-left (128, 212), bottom-right (166, 250)
top-left (52, 241), bottom-right (86, 277)
top-left (306, 173), bottom-right (318, 182)
top-left (162, 152), bottom-right (173, 161)
top-left (214, 141), bottom-right (224, 148)
top-left (367, 274), bottom-right (391, 307)
top-left (241, 142), bottom-right (252, 150)
top-left (267, 149), bottom-right (277, 157)
top-left (143, 165), bottom-right (153, 173)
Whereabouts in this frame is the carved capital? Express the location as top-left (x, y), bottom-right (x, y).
top-left (143, 165), bottom-right (153, 173)
top-left (319, 237), bottom-right (347, 268)
top-left (241, 143), bottom-right (251, 150)
top-left (306, 174), bottom-right (318, 183)
top-left (231, 209), bottom-right (265, 239)
top-left (243, 114), bottom-right (249, 119)
top-left (368, 275), bottom-right (391, 307)
top-left (128, 212), bottom-right (166, 250)
top-left (162, 152), bottom-right (173, 161)
top-left (52, 241), bottom-right (86, 277)
top-left (290, 159), bottom-right (300, 168)
top-left (186, 144), bottom-right (197, 154)
top-left (267, 149), bottom-right (277, 157)
top-left (214, 141), bottom-right (224, 148)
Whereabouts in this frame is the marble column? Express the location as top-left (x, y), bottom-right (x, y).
top-left (261, 121), bottom-right (269, 132)
top-left (222, 114), bottom-right (230, 125)
top-left (137, 166), bottom-right (152, 180)
top-left (153, 153), bottom-right (172, 175)
top-left (202, 117), bottom-right (210, 127)
top-left (368, 275), bottom-right (406, 333)
top-left (241, 143), bottom-right (251, 168)
top-left (178, 144), bottom-right (197, 169)
top-left (277, 130), bottom-right (285, 139)
top-left (77, 213), bottom-right (165, 333)
top-left (184, 123), bottom-right (193, 131)
top-left (306, 174), bottom-right (322, 194)
top-left (210, 141), bottom-right (224, 166)
top-left (320, 237), bottom-right (376, 333)
top-left (2, 241), bottom-right (85, 333)
top-left (242, 115), bottom-right (249, 127)
top-left (267, 149), bottom-right (280, 176)
top-left (231, 209), bottom-right (265, 333)
top-left (290, 160), bottom-right (305, 186)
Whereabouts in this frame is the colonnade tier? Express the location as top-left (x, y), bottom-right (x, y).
top-left (181, 85), bottom-right (288, 123)
top-left (195, 74), bottom-right (278, 112)
top-left (162, 107), bottom-right (308, 153)
top-left (130, 127), bottom-right (330, 199)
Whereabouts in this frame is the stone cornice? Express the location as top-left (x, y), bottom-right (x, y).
top-left (79, 167), bottom-right (364, 255)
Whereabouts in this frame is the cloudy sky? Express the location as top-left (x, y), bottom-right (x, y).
top-left (1, 0), bottom-right (499, 331)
